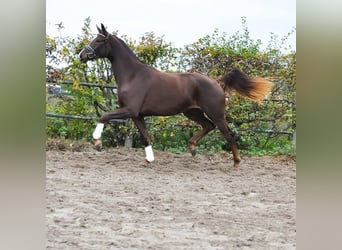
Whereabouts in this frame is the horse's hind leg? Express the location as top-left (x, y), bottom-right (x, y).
top-left (184, 109), bottom-right (215, 156)
top-left (214, 119), bottom-right (241, 167)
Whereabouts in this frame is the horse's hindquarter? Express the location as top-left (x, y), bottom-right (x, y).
top-left (139, 72), bottom-right (224, 116)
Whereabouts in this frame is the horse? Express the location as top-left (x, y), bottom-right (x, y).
top-left (79, 24), bottom-right (273, 167)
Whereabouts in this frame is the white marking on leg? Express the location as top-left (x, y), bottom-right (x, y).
top-left (93, 123), bottom-right (104, 140)
top-left (145, 145), bottom-right (154, 162)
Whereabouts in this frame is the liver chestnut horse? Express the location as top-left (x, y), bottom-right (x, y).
top-left (79, 24), bottom-right (273, 167)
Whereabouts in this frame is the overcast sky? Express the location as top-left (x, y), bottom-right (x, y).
top-left (46, 0), bottom-right (296, 50)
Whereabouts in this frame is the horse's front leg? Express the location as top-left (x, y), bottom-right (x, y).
top-left (132, 116), bottom-right (154, 163)
top-left (92, 107), bottom-right (137, 151)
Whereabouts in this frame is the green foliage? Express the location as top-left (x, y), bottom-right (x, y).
top-left (46, 17), bottom-right (296, 156)
top-left (148, 116), bottom-right (189, 153)
top-left (124, 32), bottom-right (179, 71)
top-left (46, 17), bottom-right (117, 143)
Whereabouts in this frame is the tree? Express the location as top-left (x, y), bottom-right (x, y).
top-left (46, 17), bottom-right (296, 155)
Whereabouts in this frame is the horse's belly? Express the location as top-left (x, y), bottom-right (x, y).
top-left (140, 94), bottom-right (195, 116)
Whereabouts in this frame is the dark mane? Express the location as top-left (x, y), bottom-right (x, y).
top-left (115, 35), bottom-right (147, 65)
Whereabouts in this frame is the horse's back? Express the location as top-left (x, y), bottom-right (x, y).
top-left (139, 70), bottom-right (225, 116)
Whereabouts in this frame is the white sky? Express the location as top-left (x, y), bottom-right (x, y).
top-left (46, 0), bottom-right (296, 50)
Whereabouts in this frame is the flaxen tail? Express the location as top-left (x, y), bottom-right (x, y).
top-left (219, 68), bottom-right (273, 102)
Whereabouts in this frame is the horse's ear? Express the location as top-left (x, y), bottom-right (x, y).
top-left (100, 23), bottom-right (108, 36)
top-left (96, 25), bottom-right (101, 34)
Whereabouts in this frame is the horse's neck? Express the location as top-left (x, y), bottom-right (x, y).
top-left (109, 37), bottom-right (142, 84)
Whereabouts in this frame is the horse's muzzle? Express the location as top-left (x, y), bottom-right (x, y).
top-left (79, 45), bottom-right (96, 63)
top-left (80, 54), bottom-right (88, 63)
top-left (79, 49), bottom-right (88, 63)
top-left (80, 54), bottom-right (95, 63)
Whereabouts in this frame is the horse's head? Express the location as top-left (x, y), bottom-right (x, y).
top-left (79, 24), bottom-right (110, 63)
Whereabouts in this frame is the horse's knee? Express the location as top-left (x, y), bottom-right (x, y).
top-left (227, 131), bottom-right (238, 144)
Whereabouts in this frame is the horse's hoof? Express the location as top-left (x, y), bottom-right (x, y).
top-left (94, 140), bottom-right (102, 152)
top-left (95, 143), bottom-right (103, 152)
top-left (233, 162), bottom-right (240, 168)
top-left (190, 148), bottom-right (197, 157)
top-left (140, 159), bottom-right (151, 168)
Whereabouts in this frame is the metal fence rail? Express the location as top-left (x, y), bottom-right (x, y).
top-left (46, 81), bottom-right (295, 142)
top-left (46, 113), bottom-right (293, 136)
top-left (57, 80), bottom-right (117, 89)
top-left (46, 113), bottom-right (128, 123)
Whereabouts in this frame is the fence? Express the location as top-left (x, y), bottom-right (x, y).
top-left (46, 81), bottom-right (296, 147)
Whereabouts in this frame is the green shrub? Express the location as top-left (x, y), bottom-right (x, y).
top-left (46, 17), bottom-right (296, 156)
